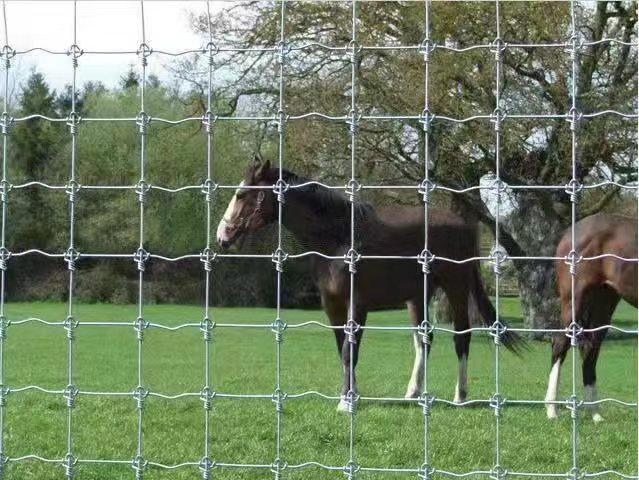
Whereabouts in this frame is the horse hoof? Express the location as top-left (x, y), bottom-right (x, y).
top-left (337, 399), bottom-right (350, 413)
top-left (404, 389), bottom-right (420, 400)
top-left (592, 413), bottom-right (604, 423)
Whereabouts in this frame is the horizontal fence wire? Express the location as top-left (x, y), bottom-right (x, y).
top-left (0, 0), bottom-right (635, 479)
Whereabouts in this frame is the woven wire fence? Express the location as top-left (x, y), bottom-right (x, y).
top-left (0, 0), bottom-right (636, 479)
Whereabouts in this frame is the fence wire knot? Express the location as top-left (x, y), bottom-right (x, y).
top-left (418, 178), bottom-right (436, 204)
top-left (343, 459), bottom-right (360, 479)
top-left (491, 37), bottom-right (506, 62)
top-left (564, 249), bottom-right (582, 276)
top-left (131, 455), bottom-right (148, 480)
top-left (0, 180), bottom-right (11, 204)
top-left (564, 178), bottom-right (582, 204)
top-left (135, 180), bottom-right (151, 205)
top-left (344, 248), bottom-right (360, 273)
top-left (490, 320), bottom-right (507, 346)
top-left (134, 316), bottom-right (149, 341)
top-left (273, 109), bottom-right (288, 134)
top-left (1, 45), bottom-right (15, 69)
top-left (62, 453), bottom-right (77, 480)
top-left (0, 111), bottom-right (13, 136)
top-left (202, 110), bottom-right (217, 134)
top-left (200, 316), bottom-right (215, 342)
top-left (0, 247), bottom-right (11, 271)
top-left (490, 248), bottom-right (507, 276)
top-left (277, 40), bottom-right (290, 64)
top-left (566, 35), bottom-right (582, 62)
top-left (419, 462), bottom-right (436, 480)
top-left (565, 394), bottom-right (582, 420)
top-left (567, 466), bottom-right (582, 480)
top-left (134, 247), bottom-right (150, 272)
top-left (271, 248), bottom-right (288, 273)
top-left (490, 464), bottom-right (507, 480)
top-left (67, 44), bottom-right (83, 68)
top-left (489, 393), bottom-right (505, 417)
top-left (65, 180), bottom-right (81, 204)
top-left (566, 321), bottom-right (583, 347)
top-left (136, 111), bottom-right (150, 135)
top-left (200, 248), bottom-right (217, 272)
top-left (199, 456), bottom-right (216, 480)
top-left (63, 384), bottom-right (79, 409)
top-left (418, 248), bottom-right (435, 274)
top-left (271, 457), bottom-right (287, 480)
top-left (204, 41), bottom-right (219, 60)
top-left (0, 316), bottom-right (8, 340)
top-left (418, 392), bottom-right (435, 417)
top-left (201, 178), bottom-right (218, 203)
top-left (566, 107), bottom-right (581, 132)
top-left (491, 108), bottom-right (506, 133)
top-left (0, 384), bottom-right (9, 407)
top-left (345, 178), bottom-right (361, 203)
top-left (66, 111), bottom-right (81, 135)
top-left (419, 37), bottom-right (435, 61)
top-left (419, 108), bottom-right (435, 133)
top-left (344, 319), bottom-right (360, 345)
top-left (64, 247), bottom-right (80, 271)
top-left (346, 39), bottom-right (361, 63)
top-left (63, 315), bottom-right (78, 340)
top-left (137, 43), bottom-right (153, 66)
top-left (133, 386), bottom-right (149, 410)
top-left (273, 178), bottom-right (289, 204)
top-left (271, 317), bottom-right (287, 344)
top-left (200, 386), bottom-right (215, 411)
top-left (346, 109), bottom-right (360, 136)
top-left (418, 319), bottom-right (434, 345)
top-left (271, 388), bottom-right (286, 413)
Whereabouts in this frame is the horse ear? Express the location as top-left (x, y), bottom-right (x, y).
top-left (261, 159), bottom-right (271, 171)
top-left (253, 153), bottom-right (261, 166)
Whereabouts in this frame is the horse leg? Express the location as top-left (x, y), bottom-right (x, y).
top-left (580, 286), bottom-right (617, 423)
top-left (405, 298), bottom-right (432, 399)
top-left (445, 284), bottom-right (470, 404)
top-left (321, 291), bottom-right (347, 358)
top-left (545, 286), bottom-right (581, 419)
top-left (337, 305), bottom-right (367, 413)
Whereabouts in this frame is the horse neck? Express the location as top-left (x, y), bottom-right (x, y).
top-left (281, 185), bottom-right (354, 252)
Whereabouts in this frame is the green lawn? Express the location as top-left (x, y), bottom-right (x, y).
top-left (0, 299), bottom-right (637, 479)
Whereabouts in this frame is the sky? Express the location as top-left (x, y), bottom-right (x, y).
top-left (2, 1), bottom-right (221, 95)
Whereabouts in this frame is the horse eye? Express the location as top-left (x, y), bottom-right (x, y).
top-left (257, 191), bottom-right (265, 202)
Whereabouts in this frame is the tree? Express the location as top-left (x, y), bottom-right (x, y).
top-left (187, 1), bottom-right (637, 334)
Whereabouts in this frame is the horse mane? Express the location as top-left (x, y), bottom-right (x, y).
top-left (278, 168), bottom-right (376, 224)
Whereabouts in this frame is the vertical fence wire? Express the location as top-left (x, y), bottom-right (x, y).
top-left (491, 1), bottom-right (504, 478)
top-left (636, 3), bottom-right (638, 478)
top-left (0, 0), bottom-right (8, 475)
top-left (199, 1), bottom-right (215, 478)
top-left (271, 1), bottom-right (287, 479)
top-left (567, 2), bottom-right (581, 479)
top-left (133, 1), bottom-right (149, 477)
top-left (63, 1), bottom-right (80, 478)
top-left (420, 0), bottom-right (432, 479)
top-left (345, 1), bottom-right (359, 478)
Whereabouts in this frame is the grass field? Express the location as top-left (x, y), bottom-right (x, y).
top-left (1, 299), bottom-right (637, 479)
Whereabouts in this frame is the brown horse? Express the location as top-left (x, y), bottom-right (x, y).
top-left (545, 213), bottom-right (637, 422)
top-left (217, 158), bottom-right (524, 410)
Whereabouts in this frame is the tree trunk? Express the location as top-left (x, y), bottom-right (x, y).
top-left (503, 193), bottom-right (567, 338)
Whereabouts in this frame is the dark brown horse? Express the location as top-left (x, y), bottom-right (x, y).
top-left (545, 213), bottom-right (637, 422)
top-left (218, 159), bottom-right (524, 410)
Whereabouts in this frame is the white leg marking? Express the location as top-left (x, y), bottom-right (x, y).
top-left (405, 333), bottom-right (425, 399)
top-left (337, 398), bottom-right (350, 413)
top-left (585, 383), bottom-right (604, 423)
top-left (453, 355), bottom-right (467, 404)
top-left (545, 360), bottom-right (562, 419)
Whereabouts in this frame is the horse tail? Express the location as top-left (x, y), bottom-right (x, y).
top-left (469, 253), bottom-right (529, 356)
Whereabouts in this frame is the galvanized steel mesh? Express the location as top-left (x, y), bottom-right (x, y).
top-left (0, 0), bottom-right (636, 479)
